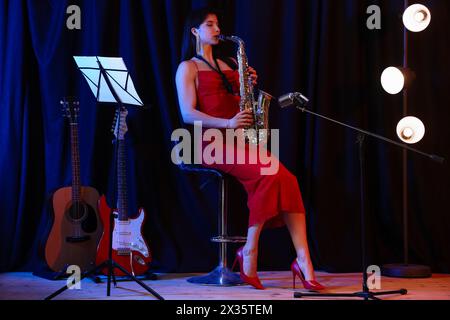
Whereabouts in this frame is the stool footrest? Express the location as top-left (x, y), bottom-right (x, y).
top-left (211, 236), bottom-right (247, 243)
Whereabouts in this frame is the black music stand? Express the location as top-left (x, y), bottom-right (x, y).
top-left (281, 93), bottom-right (444, 300)
top-left (45, 56), bottom-right (163, 300)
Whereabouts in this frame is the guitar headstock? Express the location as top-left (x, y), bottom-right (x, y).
top-left (112, 108), bottom-right (129, 141)
top-left (61, 97), bottom-right (80, 124)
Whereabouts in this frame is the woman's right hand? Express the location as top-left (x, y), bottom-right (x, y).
top-left (228, 110), bottom-right (254, 129)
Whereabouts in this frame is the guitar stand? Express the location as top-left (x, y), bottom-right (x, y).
top-left (92, 269), bottom-right (158, 283)
top-left (44, 211), bottom-right (164, 300)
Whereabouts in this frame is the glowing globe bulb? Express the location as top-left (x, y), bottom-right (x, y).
top-left (381, 67), bottom-right (405, 95)
top-left (403, 4), bottom-right (431, 32)
top-left (397, 117), bottom-right (425, 144)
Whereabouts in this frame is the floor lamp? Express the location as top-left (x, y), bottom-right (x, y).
top-left (381, 1), bottom-right (433, 278)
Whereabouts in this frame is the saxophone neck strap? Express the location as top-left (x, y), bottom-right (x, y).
top-left (196, 55), bottom-right (235, 95)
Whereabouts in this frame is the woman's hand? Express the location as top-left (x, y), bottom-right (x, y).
top-left (228, 110), bottom-right (254, 129)
top-left (247, 66), bottom-right (258, 86)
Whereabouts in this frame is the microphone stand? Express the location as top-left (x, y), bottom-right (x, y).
top-left (287, 94), bottom-right (444, 300)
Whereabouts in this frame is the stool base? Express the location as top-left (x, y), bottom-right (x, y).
top-left (187, 266), bottom-right (245, 286)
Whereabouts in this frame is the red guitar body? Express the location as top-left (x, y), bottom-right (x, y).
top-left (96, 195), bottom-right (151, 276)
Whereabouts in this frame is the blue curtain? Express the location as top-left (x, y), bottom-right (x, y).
top-left (1, 0), bottom-right (449, 274)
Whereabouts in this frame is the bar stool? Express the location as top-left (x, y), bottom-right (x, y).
top-left (178, 162), bottom-right (247, 286)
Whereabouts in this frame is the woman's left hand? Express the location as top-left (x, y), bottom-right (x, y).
top-left (248, 66), bottom-right (258, 86)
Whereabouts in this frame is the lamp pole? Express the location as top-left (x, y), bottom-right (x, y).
top-left (402, 0), bottom-right (409, 267)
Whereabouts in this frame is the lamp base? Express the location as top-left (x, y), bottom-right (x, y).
top-left (381, 264), bottom-right (432, 278)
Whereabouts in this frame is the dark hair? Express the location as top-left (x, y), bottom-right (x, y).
top-left (180, 7), bottom-right (236, 69)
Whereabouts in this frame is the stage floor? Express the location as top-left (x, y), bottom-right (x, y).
top-left (0, 271), bottom-right (449, 300)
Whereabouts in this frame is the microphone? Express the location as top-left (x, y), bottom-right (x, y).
top-left (278, 92), bottom-right (309, 108)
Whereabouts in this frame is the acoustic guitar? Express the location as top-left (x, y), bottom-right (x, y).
top-left (45, 97), bottom-right (103, 273)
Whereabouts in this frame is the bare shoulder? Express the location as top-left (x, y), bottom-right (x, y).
top-left (177, 60), bottom-right (197, 79)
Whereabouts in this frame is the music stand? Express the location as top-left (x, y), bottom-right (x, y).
top-left (282, 93), bottom-right (444, 300)
top-left (45, 56), bottom-right (163, 300)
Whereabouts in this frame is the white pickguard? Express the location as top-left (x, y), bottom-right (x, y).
top-left (112, 208), bottom-right (149, 258)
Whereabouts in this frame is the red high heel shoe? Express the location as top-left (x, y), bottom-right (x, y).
top-left (291, 259), bottom-right (325, 291)
top-left (232, 247), bottom-right (265, 290)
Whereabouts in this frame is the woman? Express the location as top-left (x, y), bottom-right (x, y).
top-left (175, 7), bottom-right (324, 290)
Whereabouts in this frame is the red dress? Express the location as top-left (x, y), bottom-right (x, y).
top-left (196, 69), bottom-right (305, 228)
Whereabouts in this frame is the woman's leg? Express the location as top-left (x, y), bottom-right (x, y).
top-left (242, 223), bottom-right (264, 277)
top-left (283, 212), bottom-right (317, 280)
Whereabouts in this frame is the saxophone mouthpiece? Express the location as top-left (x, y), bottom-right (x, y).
top-left (218, 35), bottom-right (227, 41)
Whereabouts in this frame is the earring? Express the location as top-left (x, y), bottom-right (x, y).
top-left (195, 34), bottom-right (202, 56)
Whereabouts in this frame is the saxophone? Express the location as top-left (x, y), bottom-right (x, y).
top-left (219, 35), bottom-right (273, 145)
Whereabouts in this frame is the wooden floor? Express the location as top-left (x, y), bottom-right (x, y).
top-left (0, 271), bottom-right (449, 300)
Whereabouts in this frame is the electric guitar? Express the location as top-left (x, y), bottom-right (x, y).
top-left (95, 108), bottom-right (151, 276)
top-left (45, 97), bottom-right (103, 273)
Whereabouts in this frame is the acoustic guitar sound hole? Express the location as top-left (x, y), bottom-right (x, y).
top-left (67, 202), bottom-right (98, 233)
